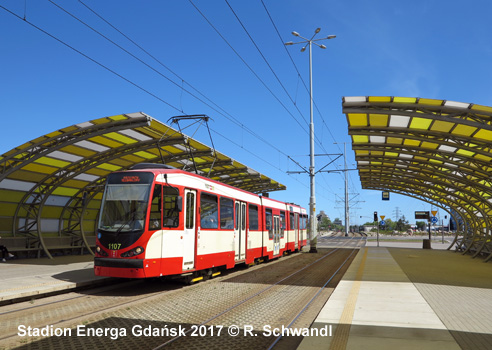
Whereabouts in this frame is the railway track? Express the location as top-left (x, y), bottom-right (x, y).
top-left (0, 237), bottom-right (365, 350)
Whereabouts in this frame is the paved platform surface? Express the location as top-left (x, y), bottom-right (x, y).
top-left (298, 242), bottom-right (492, 350)
top-left (2, 242), bottom-right (492, 350)
top-left (0, 255), bottom-right (113, 304)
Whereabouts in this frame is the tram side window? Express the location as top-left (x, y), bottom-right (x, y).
top-left (201, 193), bottom-right (218, 229)
top-left (249, 204), bottom-right (258, 230)
top-left (280, 211), bottom-right (286, 238)
top-left (265, 209), bottom-right (273, 239)
top-left (300, 215), bottom-right (307, 230)
top-left (149, 184), bottom-right (162, 230)
top-left (163, 186), bottom-right (180, 228)
top-left (289, 213), bottom-right (295, 230)
top-left (185, 192), bottom-right (195, 230)
top-left (220, 197), bottom-right (234, 229)
top-left (241, 204), bottom-right (246, 231)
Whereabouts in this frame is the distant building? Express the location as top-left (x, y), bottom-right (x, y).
top-left (316, 210), bottom-right (330, 222)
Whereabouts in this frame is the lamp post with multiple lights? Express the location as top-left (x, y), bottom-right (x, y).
top-left (285, 28), bottom-right (335, 253)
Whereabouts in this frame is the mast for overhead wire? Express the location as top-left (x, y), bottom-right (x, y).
top-left (285, 28), bottom-right (336, 253)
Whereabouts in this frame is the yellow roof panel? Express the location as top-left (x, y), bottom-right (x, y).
top-left (475, 153), bottom-right (492, 162)
top-left (59, 145), bottom-right (96, 157)
top-left (134, 151), bottom-right (156, 159)
top-left (21, 163), bottom-right (57, 174)
top-left (369, 114), bottom-right (389, 127)
top-left (418, 98), bottom-right (443, 106)
top-left (89, 135), bottom-right (123, 148)
top-left (409, 117), bottom-right (432, 130)
top-left (51, 187), bottom-right (80, 196)
top-left (387, 137), bottom-right (403, 144)
top-left (104, 132), bottom-right (138, 144)
top-left (347, 113), bottom-right (368, 127)
top-left (393, 97), bottom-right (417, 104)
top-left (403, 139), bottom-right (420, 147)
top-left (421, 142), bottom-right (439, 149)
top-left (34, 157), bottom-right (70, 168)
top-left (108, 114), bottom-right (128, 121)
top-left (456, 149), bottom-right (475, 157)
top-left (121, 154), bottom-right (146, 163)
top-left (97, 163), bottom-right (122, 171)
top-left (430, 121), bottom-right (455, 133)
top-left (368, 96), bottom-right (391, 103)
top-left (352, 135), bottom-right (368, 143)
top-left (471, 104), bottom-right (492, 113)
top-left (474, 129), bottom-right (492, 141)
top-left (451, 124), bottom-right (477, 137)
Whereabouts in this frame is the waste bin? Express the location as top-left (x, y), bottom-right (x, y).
top-left (423, 239), bottom-right (431, 249)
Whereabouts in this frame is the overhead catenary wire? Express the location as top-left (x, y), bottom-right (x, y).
top-left (225, 1), bottom-right (347, 198)
top-left (1, 2), bottom-right (338, 202)
top-left (76, 0), bottom-right (290, 160)
top-left (0, 4), bottom-right (183, 114)
top-left (260, 0), bottom-right (358, 196)
top-left (188, 0), bottom-right (310, 136)
top-left (260, 0), bottom-right (343, 154)
top-left (0, 4), bottom-right (278, 178)
top-left (225, 0), bottom-right (309, 125)
top-left (79, 0), bottom-right (343, 186)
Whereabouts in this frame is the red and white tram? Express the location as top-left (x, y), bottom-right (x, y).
top-left (94, 164), bottom-right (307, 279)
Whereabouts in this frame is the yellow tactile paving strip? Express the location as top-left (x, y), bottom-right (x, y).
top-left (297, 247), bottom-right (461, 350)
top-left (329, 248), bottom-right (368, 350)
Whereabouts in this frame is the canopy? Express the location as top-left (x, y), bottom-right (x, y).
top-left (343, 96), bottom-right (492, 260)
top-left (0, 112), bottom-right (285, 258)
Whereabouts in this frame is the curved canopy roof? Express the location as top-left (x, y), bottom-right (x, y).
top-left (0, 112), bottom-right (285, 258)
top-left (342, 96), bottom-right (492, 260)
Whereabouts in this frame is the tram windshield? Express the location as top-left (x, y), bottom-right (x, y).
top-left (98, 172), bottom-right (155, 234)
top-left (98, 183), bottom-right (151, 233)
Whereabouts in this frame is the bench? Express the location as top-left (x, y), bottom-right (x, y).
top-left (1, 235), bottom-right (96, 259)
top-left (1, 237), bottom-right (41, 258)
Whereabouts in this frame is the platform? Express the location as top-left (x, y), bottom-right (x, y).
top-left (1, 242), bottom-right (492, 349)
top-left (298, 241), bottom-right (492, 350)
top-left (0, 255), bottom-right (113, 304)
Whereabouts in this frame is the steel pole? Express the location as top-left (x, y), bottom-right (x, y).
top-left (344, 143), bottom-right (349, 237)
top-left (308, 41), bottom-right (317, 253)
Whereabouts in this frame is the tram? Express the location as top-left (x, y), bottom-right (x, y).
top-left (94, 164), bottom-right (307, 279)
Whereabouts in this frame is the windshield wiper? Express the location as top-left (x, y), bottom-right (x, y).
top-left (116, 210), bottom-right (141, 233)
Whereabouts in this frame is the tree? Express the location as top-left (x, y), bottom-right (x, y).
top-left (318, 216), bottom-right (332, 231)
top-left (416, 221), bottom-right (427, 231)
top-left (380, 218), bottom-right (395, 232)
top-left (395, 215), bottom-right (410, 232)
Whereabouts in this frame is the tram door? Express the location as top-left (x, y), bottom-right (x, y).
top-left (294, 213), bottom-right (299, 249)
top-left (273, 215), bottom-right (280, 256)
top-left (234, 201), bottom-right (246, 261)
top-left (183, 189), bottom-right (196, 271)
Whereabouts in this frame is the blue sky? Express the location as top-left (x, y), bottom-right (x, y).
top-left (1, 0), bottom-right (491, 226)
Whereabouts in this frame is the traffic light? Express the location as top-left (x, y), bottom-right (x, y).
top-left (374, 211), bottom-right (378, 222)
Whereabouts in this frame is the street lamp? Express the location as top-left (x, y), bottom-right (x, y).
top-left (285, 28), bottom-right (336, 253)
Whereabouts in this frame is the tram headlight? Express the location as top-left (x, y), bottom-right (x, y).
top-left (121, 246), bottom-right (145, 258)
top-left (96, 245), bottom-right (108, 257)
